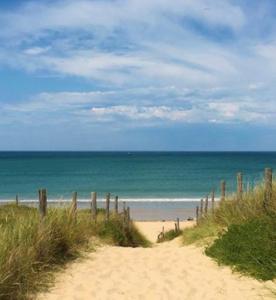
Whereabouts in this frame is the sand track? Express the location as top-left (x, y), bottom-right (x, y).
top-left (38, 222), bottom-right (275, 300)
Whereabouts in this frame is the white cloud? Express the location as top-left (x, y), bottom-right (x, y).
top-left (24, 46), bottom-right (50, 55)
top-left (0, 0), bottom-right (276, 130)
top-left (2, 87), bottom-right (276, 126)
top-left (91, 105), bottom-right (189, 121)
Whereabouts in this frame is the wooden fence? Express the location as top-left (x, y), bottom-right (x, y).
top-left (196, 167), bottom-right (274, 224)
top-left (4, 167), bottom-right (274, 231)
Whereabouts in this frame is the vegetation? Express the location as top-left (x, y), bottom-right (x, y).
top-left (206, 213), bottom-right (276, 280)
top-left (0, 204), bottom-right (149, 299)
top-left (182, 182), bottom-right (276, 280)
top-left (157, 229), bottom-right (182, 243)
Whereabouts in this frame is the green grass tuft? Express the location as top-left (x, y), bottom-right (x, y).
top-left (157, 229), bottom-right (182, 243)
top-left (182, 220), bottom-right (221, 246)
top-left (205, 213), bottom-right (276, 280)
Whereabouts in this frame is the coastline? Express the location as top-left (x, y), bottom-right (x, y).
top-left (0, 200), bottom-right (207, 221)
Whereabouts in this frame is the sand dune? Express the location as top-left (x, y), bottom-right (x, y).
top-left (38, 222), bottom-right (275, 300)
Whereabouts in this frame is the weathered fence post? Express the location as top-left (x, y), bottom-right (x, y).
top-left (200, 199), bottom-right (204, 217)
top-left (15, 194), bottom-right (19, 206)
top-left (105, 192), bottom-right (110, 221)
top-left (196, 206), bottom-right (199, 224)
top-left (39, 189), bottom-right (47, 218)
top-left (246, 181), bottom-right (250, 193)
top-left (127, 206), bottom-right (130, 228)
top-left (71, 192), bottom-right (77, 215)
top-left (221, 180), bottom-right (226, 201)
top-left (114, 196), bottom-right (118, 214)
top-left (91, 192), bottom-right (97, 222)
top-left (204, 195), bottom-right (208, 215)
top-left (176, 217), bottom-right (180, 232)
top-left (264, 168), bottom-right (273, 209)
top-left (211, 189), bottom-right (215, 215)
top-left (122, 202), bottom-right (128, 230)
top-left (237, 172), bottom-right (243, 201)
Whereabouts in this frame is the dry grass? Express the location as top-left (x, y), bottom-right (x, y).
top-left (0, 204), bottom-right (149, 299)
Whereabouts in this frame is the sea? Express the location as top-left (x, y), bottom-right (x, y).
top-left (0, 151), bottom-right (275, 220)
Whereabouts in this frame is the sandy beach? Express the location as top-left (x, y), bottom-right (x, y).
top-left (36, 221), bottom-right (275, 300)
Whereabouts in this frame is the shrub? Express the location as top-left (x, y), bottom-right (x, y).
top-left (206, 213), bottom-right (276, 280)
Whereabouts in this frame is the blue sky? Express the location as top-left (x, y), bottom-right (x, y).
top-left (0, 0), bottom-right (276, 150)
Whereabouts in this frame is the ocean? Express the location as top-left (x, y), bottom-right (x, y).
top-left (0, 151), bottom-right (275, 220)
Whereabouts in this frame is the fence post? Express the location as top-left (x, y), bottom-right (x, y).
top-left (246, 181), bottom-right (250, 193)
top-left (71, 192), bottom-right (77, 215)
top-left (127, 206), bottom-right (130, 228)
top-left (106, 192), bottom-right (110, 221)
top-left (264, 168), bottom-right (272, 209)
top-left (39, 189), bottom-right (47, 218)
top-left (237, 172), bottom-right (243, 201)
top-left (176, 217), bottom-right (180, 232)
top-left (200, 199), bottom-right (204, 217)
top-left (114, 195), bottom-right (118, 214)
top-left (211, 189), bottom-right (215, 215)
top-left (204, 195), bottom-right (208, 215)
top-left (91, 192), bottom-right (97, 222)
top-left (221, 180), bottom-right (226, 201)
top-left (196, 206), bottom-right (199, 224)
top-left (15, 194), bottom-right (19, 206)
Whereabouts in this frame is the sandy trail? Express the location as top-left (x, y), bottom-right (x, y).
top-left (38, 222), bottom-right (275, 300)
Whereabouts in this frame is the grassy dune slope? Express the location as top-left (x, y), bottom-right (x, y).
top-left (0, 204), bottom-right (149, 299)
top-left (183, 183), bottom-right (276, 280)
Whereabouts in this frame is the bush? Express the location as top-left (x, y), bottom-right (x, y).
top-left (182, 181), bottom-right (276, 280)
top-left (205, 213), bottom-right (276, 280)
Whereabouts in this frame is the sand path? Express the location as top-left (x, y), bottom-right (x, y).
top-left (38, 222), bottom-right (275, 300)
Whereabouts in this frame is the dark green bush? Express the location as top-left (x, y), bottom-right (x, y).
top-left (206, 213), bottom-right (276, 280)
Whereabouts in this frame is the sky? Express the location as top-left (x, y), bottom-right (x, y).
top-left (0, 0), bottom-right (276, 150)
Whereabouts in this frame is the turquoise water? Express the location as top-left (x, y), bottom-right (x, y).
top-left (0, 152), bottom-right (275, 201)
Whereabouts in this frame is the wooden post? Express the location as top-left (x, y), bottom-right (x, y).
top-left (237, 172), bottom-right (243, 201)
top-left (127, 206), bottom-right (130, 228)
top-left (176, 217), bottom-right (180, 232)
top-left (39, 189), bottom-right (47, 218)
top-left (264, 168), bottom-right (272, 209)
top-left (15, 194), bottom-right (19, 206)
top-left (204, 195), bottom-right (208, 215)
top-left (211, 190), bottom-right (215, 215)
top-left (114, 196), bottom-right (118, 214)
top-left (200, 199), bottom-right (204, 217)
top-left (221, 180), bottom-right (226, 201)
top-left (123, 204), bottom-right (128, 230)
top-left (71, 192), bottom-right (77, 215)
top-left (246, 181), bottom-right (250, 193)
top-left (196, 206), bottom-right (199, 224)
top-left (106, 192), bottom-right (110, 221)
top-left (91, 192), bottom-right (97, 221)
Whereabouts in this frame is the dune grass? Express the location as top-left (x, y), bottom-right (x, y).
top-left (157, 229), bottom-right (182, 243)
top-left (182, 182), bottom-right (276, 280)
top-left (206, 213), bottom-right (276, 280)
top-left (0, 204), bottom-right (149, 299)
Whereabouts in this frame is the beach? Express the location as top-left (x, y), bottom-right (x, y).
top-left (37, 221), bottom-right (275, 300)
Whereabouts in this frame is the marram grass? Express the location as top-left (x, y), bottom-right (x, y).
top-left (0, 204), bottom-right (149, 300)
top-left (182, 182), bottom-right (276, 280)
